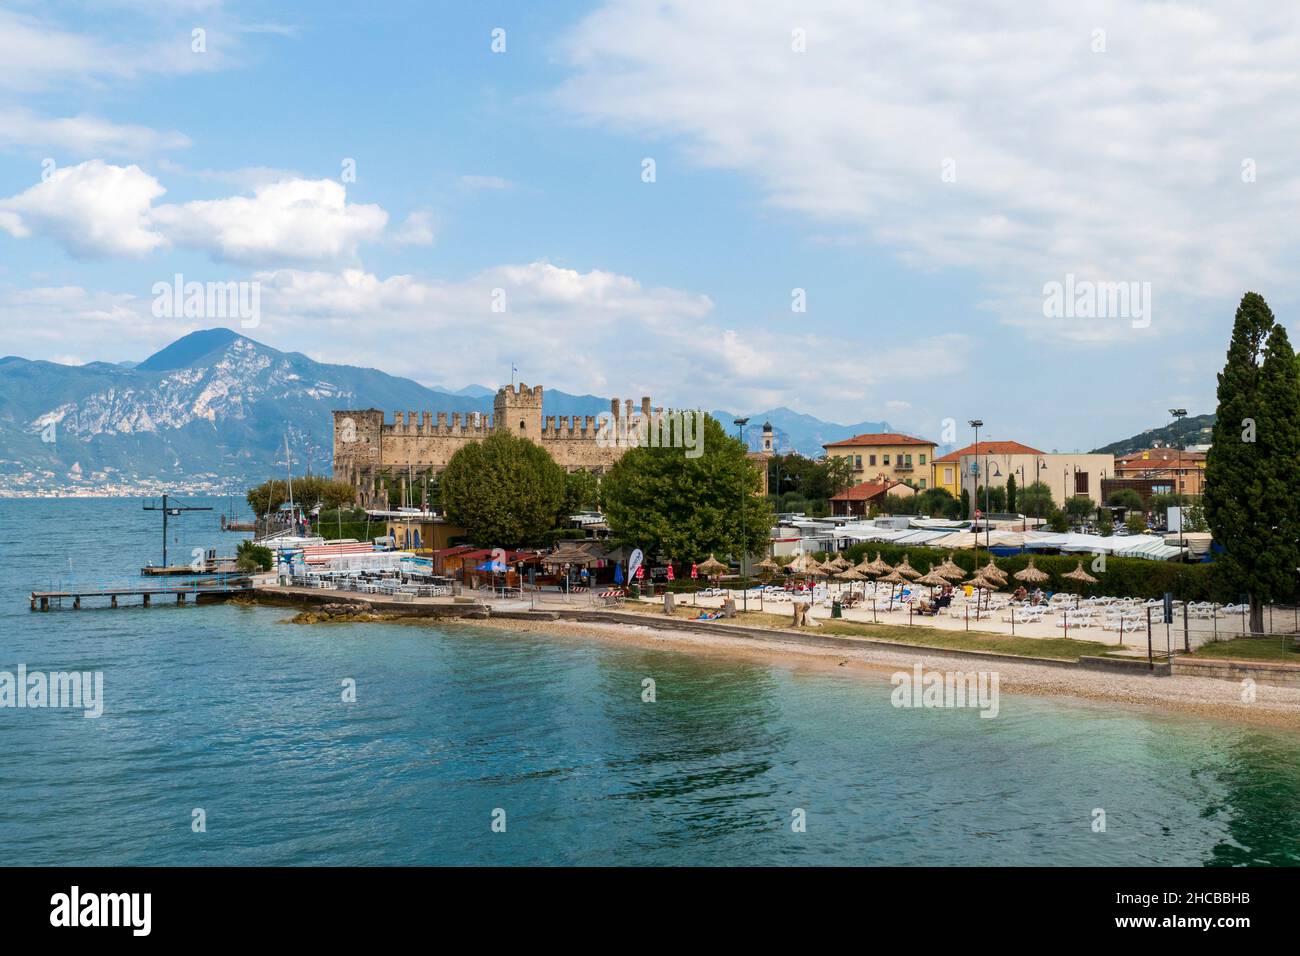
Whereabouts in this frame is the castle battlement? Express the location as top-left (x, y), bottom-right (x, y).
top-left (332, 383), bottom-right (657, 505)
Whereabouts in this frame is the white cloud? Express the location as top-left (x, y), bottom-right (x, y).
top-left (0, 107), bottom-right (190, 156)
top-left (0, 161), bottom-right (389, 263)
top-left (247, 260), bottom-right (962, 417)
top-left (458, 175), bottom-right (516, 191)
top-left (555, 0), bottom-right (1300, 344)
top-left (0, 259), bottom-right (967, 421)
top-left (392, 211), bottom-right (436, 246)
top-left (0, 160), bottom-right (166, 257)
top-left (152, 178), bottom-right (388, 263)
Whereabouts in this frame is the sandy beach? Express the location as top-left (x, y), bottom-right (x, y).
top-left (435, 611), bottom-right (1300, 730)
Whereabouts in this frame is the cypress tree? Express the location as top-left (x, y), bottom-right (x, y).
top-left (1253, 323), bottom-right (1300, 616)
top-left (1203, 292), bottom-right (1296, 632)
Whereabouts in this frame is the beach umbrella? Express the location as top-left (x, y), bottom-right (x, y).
top-left (1013, 558), bottom-right (1050, 585)
top-left (785, 553), bottom-right (814, 575)
top-left (697, 555), bottom-right (728, 578)
top-left (836, 565), bottom-right (868, 600)
top-left (867, 552), bottom-right (893, 574)
top-left (916, 569), bottom-right (950, 588)
top-left (827, 555), bottom-right (852, 571)
top-left (936, 557), bottom-right (966, 580)
top-left (754, 556), bottom-right (781, 573)
top-left (895, 556), bottom-right (922, 580)
top-left (1063, 561), bottom-right (1098, 586)
top-left (979, 557), bottom-right (1007, 585)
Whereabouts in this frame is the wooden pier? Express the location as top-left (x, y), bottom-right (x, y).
top-left (30, 580), bottom-right (251, 611)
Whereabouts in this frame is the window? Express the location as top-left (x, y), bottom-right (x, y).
top-left (944, 467), bottom-right (953, 483)
top-left (905, 454), bottom-right (912, 465)
top-left (854, 455), bottom-right (862, 469)
top-left (919, 479), bottom-right (927, 489)
top-left (869, 455), bottom-right (877, 466)
top-left (920, 454), bottom-right (927, 465)
top-left (1075, 471), bottom-right (1089, 495)
top-left (883, 455), bottom-right (891, 465)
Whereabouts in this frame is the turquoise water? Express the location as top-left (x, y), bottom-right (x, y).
top-left (2, 497), bottom-right (1298, 865)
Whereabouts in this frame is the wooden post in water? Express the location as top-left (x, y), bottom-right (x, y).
top-left (143, 594), bottom-right (150, 607)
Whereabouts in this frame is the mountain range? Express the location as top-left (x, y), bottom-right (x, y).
top-left (1089, 413), bottom-right (1215, 457)
top-left (0, 328), bottom-right (905, 494)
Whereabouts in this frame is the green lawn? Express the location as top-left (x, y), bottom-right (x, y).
top-left (1188, 637), bottom-right (1300, 663)
top-left (617, 599), bottom-right (1108, 661)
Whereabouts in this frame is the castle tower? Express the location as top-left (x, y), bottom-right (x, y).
top-left (494, 383), bottom-right (544, 444)
top-left (762, 421), bottom-right (774, 453)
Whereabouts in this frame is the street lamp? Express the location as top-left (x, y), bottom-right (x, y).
top-left (735, 417), bottom-right (750, 612)
top-left (1169, 408), bottom-right (1188, 556)
top-left (968, 420), bottom-right (989, 550)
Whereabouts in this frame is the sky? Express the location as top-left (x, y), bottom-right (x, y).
top-left (1, 0), bottom-right (1297, 452)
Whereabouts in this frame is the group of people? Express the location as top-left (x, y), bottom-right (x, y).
top-left (1010, 586), bottom-right (1049, 605)
top-left (915, 584), bottom-right (956, 616)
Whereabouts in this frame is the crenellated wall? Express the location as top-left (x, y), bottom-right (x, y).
top-left (332, 383), bottom-right (659, 505)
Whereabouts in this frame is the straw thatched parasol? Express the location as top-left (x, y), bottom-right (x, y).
top-left (827, 555), bottom-right (852, 571)
top-left (916, 568), bottom-right (951, 591)
top-left (754, 556), bottom-right (781, 573)
top-left (866, 552), bottom-right (892, 574)
top-left (1013, 558), bottom-right (1050, 584)
top-left (697, 555), bottom-right (728, 577)
top-left (894, 556), bottom-right (922, 579)
top-left (784, 553), bottom-right (816, 574)
top-left (1062, 561), bottom-right (1098, 585)
top-left (935, 557), bottom-right (966, 580)
top-left (979, 557), bottom-right (1007, 584)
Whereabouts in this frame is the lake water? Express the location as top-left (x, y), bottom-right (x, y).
top-left (2, 497), bottom-right (1297, 865)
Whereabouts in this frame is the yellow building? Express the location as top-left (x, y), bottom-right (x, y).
top-left (822, 432), bottom-right (937, 489)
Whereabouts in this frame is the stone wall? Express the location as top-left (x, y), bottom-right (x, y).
top-left (332, 384), bottom-right (656, 506)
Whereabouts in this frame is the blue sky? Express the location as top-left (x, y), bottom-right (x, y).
top-left (3, 0), bottom-right (1296, 452)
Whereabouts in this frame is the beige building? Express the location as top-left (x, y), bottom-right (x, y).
top-left (822, 432), bottom-right (937, 489)
top-left (933, 440), bottom-right (1114, 508)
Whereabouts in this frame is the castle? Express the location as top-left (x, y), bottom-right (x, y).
top-left (334, 384), bottom-right (648, 507)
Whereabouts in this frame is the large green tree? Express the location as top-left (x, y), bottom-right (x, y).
top-left (440, 431), bottom-right (566, 548)
top-left (247, 476), bottom-right (355, 516)
top-left (562, 469), bottom-right (600, 515)
top-left (602, 414), bottom-right (774, 564)
top-left (1204, 292), bottom-right (1300, 632)
top-left (1019, 481), bottom-right (1055, 519)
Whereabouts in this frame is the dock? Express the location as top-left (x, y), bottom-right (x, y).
top-left (140, 562), bottom-right (239, 576)
top-left (30, 579), bottom-right (252, 611)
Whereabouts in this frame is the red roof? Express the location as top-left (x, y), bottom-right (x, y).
top-left (1116, 448), bottom-right (1206, 465)
top-left (934, 440), bottom-right (1045, 463)
top-left (832, 480), bottom-right (898, 501)
top-left (824, 432), bottom-right (934, 449)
